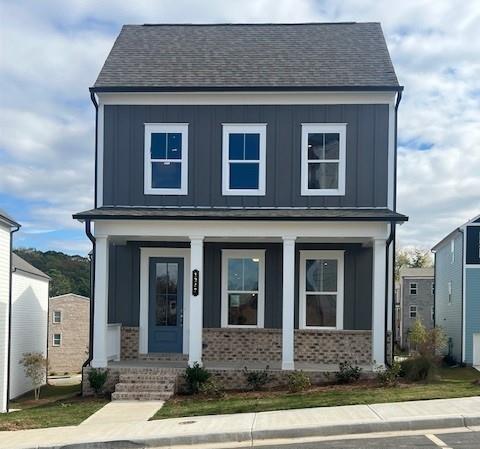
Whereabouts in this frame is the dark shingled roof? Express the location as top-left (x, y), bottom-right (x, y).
top-left (74, 207), bottom-right (408, 222)
top-left (93, 22), bottom-right (400, 91)
top-left (12, 254), bottom-right (50, 280)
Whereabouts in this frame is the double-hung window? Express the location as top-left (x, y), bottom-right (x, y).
top-left (301, 124), bottom-right (346, 195)
top-left (53, 311), bottom-right (61, 323)
top-left (222, 124), bottom-right (266, 195)
top-left (409, 282), bottom-right (417, 295)
top-left (144, 123), bottom-right (188, 195)
top-left (221, 250), bottom-right (265, 327)
top-left (299, 250), bottom-right (344, 329)
top-left (409, 305), bottom-right (417, 319)
top-left (53, 333), bottom-right (62, 347)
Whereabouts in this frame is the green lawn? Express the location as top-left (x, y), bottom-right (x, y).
top-left (0, 383), bottom-right (108, 431)
top-left (153, 367), bottom-right (480, 420)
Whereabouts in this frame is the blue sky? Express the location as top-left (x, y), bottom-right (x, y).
top-left (0, 0), bottom-right (479, 256)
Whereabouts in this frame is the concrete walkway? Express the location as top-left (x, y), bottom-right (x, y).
top-left (80, 400), bottom-right (164, 425)
top-left (1, 396), bottom-right (480, 449)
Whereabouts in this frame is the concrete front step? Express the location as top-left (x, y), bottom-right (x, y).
top-left (119, 373), bottom-right (179, 383)
top-left (139, 352), bottom-right (188, 361)
top-left (111, 391), bottom-right (172, 401)
top-left (115, 382), bottom-right (175, 393)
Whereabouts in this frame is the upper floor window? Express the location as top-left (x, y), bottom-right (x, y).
top-left (448, 281), bottom-right (452, 304)
top-left (450, 239), bottom-right (455, 264)
top-left (409, 282), bottom-right (417, 295)
top-left (222, 124), bottom-right (266, 196)
top-left (144, 123), bottom-right (188, 195)
top-left (301, 123), bottom-right (346, 196)
top-left (52, 311), bottom-right (61, 323)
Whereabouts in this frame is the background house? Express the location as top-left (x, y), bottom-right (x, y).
top-left (48, 293), bottom-right (90, 374)
top-left (433, 214), bottom-right (480, 365)
top-left (10, 254), bottom-right (50, 399)
top-left (395, 267), bottom-right (434, 350)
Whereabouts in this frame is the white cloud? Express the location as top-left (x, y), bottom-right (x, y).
top-left (0, 0), bottom-right (479, 254)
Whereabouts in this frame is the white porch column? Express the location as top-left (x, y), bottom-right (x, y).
top-left (282, 236), bottom-right (296, 370)
top-left (188, 236), bottom-right (204, 367)
top-left (92, 235), bottom-right (109, 368)
top-left (372, 238), bottom-right (387, 367)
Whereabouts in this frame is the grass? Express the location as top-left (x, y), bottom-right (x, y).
top-left (0, 382), bottom-right (108, 431)
top-left (153, 367), bottom-right (480, 420)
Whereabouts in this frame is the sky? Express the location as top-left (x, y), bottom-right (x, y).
top-left (0, 0), bottom-right (479, 256)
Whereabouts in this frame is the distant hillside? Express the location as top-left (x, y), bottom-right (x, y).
top-left (14, 248), bottom-right (90, 298)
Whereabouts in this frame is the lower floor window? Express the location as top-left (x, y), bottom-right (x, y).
top-left (221, 250), bottom-right (265, 327)
top-left (409, 305), bottom-right (417, 318)
top-left (299, 250), bottom-right (344, 329)
top-left (53, 333), bottom-right (61, 346)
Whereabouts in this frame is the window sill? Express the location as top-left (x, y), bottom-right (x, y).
top-left (221, 325), bottom-right (264, 329)
top-left (222, 189), bottom-right (266, 196)
top-left (301, 189), bottom-right (345, 196)
top-left (144, 188), bottom-right (188, 195)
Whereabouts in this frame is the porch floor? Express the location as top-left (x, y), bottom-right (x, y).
top-left (108, 359), bottom-right (374, 372)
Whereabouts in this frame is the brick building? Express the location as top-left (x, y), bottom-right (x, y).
top-left (48, 293), bottom-right (90, 374)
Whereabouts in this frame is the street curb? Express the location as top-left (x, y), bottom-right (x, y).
top-left (25, 414), bottom-right (480, 449)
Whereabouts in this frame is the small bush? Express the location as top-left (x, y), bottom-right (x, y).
top-left (199, 378), bottom-right (225, 398)
top-left (335, 361), bottom-right (362, 384)
top-left (184, 362), bottom-right (211, 394)
top-left (19, 352), bottom-right (47, 400)
top-left (88, 368), bottom-right (108, 395)
top-left (376, 361), bottom-right (402, 387)
top-left (243, 365), bottom-right (272, 391)
top-left (400, 356), bottom-right (437, 382)
top-left (287, 371), bottom-right (311, 393)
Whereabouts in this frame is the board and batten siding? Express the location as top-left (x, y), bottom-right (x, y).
top-left (102, 104), bottom-right (389, 208)
top-left (107, 241), bottom-right (373, 331)
top-left (9, 271), bottom-right (49, 399)
top-left (464, 268), bottom-right (480, 364)
top-left (0, 223), bottom-right (11, 412)
top-left (434, 231), bottom-right (464, 362)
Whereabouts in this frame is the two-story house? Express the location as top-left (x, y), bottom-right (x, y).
top-left (74, 23), bottom-right (407, 399)
top-left (432, 214), bottom-right (480, 366)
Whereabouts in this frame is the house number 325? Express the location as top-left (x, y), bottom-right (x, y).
top-left (192, 269), bottom-right (199, 296)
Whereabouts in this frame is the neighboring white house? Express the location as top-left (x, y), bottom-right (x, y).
top-left (9, 253), bottom-right (50, 400)
top-left (0, 209), bottom-right (20, 413)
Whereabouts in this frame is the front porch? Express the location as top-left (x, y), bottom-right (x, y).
top-left (85, 215), bottom-right (395, 394)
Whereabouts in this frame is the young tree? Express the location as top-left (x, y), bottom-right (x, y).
top-left (19, 352), bottom-right (47, 400)
top-left (395, 247), bottom-right (433, 280)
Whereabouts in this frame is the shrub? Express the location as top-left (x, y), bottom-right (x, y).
top-left (400, 356), bottom-right (437, 382)
top-left (199, 378), bottom-right (225, 398)
top-left (335, 361), bottom-right (362, 384)
top-left (184, 362), bottom-right (211, 394)
top-left (287, 371), bottom-right (311, 393)
top-left (376, 361), bottom-right (402, 387)
top-left (243, 365), bottom-right (272, 391)
top-left (88, 368), bottom-right (108, 395)
top-left (19, 352), bottom-right (47, 400)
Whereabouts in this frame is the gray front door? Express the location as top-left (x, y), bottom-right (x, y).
top-left (148, 257), bottom-right (184, 353)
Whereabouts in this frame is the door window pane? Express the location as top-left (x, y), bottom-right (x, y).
top-left (155, 262), bottom-right (179, 327)
top-left (230, 163), bottom-right (259, 189)
top-left (228, 293), bottom-right (258, 325)
top-left (152, 162), bottom-right (182, 189)
top-left (306, 295), bottom-right (336, 327)
top-left (306, 259), bottom-right (337, 292)
top-left (308, 162), bottom-right (339, 189)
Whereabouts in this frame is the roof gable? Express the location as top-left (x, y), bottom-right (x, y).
top-left (12, 254), bottom-right (50, 280)
top-left (94, 22), bottom-right (400, 91)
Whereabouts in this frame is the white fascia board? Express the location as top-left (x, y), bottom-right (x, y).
top-left (98, 91), bottom-right (397, 106)
top-left (96, 101), bottom-right (104, 207)
top-left (94, 219), bottom-right (389, 240)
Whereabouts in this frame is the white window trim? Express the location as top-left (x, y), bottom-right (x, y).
top-left (52, 310), bottom-right (61, 324)
top-left (409, 305), bottom-right (417, 319)
top-left (299, 250), bottom-right (345, 330)
top-left (409, 282), bottom-right (418, 295)
top-left (222, 124), bottom-right (266, 196)
top-left (144, 123), bottom-right (188, 195)
top-left (52, 333), bottom-right (62, 347)
top-left (448, 281), bottom-right (452, 304)
top-left (301, 123), bottom-right (346, 196)
top-left (451, 239), bottom-right (455, 264)
top-left (221, 249), bottom-right (265, 328)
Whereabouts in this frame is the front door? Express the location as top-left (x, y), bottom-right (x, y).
top-left (148, 257), bottom-right (184, 353)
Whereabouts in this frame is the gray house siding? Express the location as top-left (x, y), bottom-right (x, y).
top-left (102, 104), bottom-right (389, 208)
top-left (401, 277), bottom-right (434, 348)
top-left (466, 226), bottom-right (480, 265)
top-left (464, 268), bottom-right (480, 364)
top-left (434, 231), bottom-right (464, 362)
top-left (107, 241), bottom-right (372, 331)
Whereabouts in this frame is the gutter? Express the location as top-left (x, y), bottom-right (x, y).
top-left (81, 220), bottom-right (95, 395)
top-left (90, 92), bottom-right (99, 209)
top-left (6, 224), bottom-right (20, 413)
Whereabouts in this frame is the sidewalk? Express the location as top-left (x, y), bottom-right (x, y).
top-left (1, 396), bottom-right (480, 449)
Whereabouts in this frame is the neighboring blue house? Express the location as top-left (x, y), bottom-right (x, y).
top-left (432, 214), bottom-right (480, 366)
top-left (74, 22), bottom-right (408, 398)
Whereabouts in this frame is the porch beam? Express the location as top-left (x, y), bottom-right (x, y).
top-left (282, 236), bottom-right (296, 370)
top-left (188, 236), bottom-right (204, 367)
top-left (92, 235), bottom-right (109, 368)
top-left (372, 238), bottom-right (387, 367)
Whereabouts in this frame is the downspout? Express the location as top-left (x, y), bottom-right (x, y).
top-left (6, 224), bottom-right (20, 412)
top-left (90, 91), bottom-right (99, 209)
top-left (81, 219), bottom-right (95, 395)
